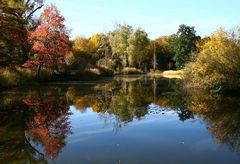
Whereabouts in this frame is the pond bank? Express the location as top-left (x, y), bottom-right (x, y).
top-left (0, 70), bottom-right (183, 89)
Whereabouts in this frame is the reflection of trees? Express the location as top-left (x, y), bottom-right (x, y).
top-left (67, 78), bottom-right (195, 127)
top-left (152, 85), bottom-right (240, 153)
top-left (109, 82), bottom-right (150, 122)
top-left (0, 122), bottom-right (47, 163)
top-left (68, 80), bottom-right (240, 154)
top-left (67, 80), bottom-right (152, 128)
top-left (0, 88), bottom-right (71, 162)
top-left (153, 84), bottom-right (240, 154)
top-left (153, 82), bottom-right (194, 121)
top-left (0, 93), bottom-right (47, 163)
top-left (23, 96), bottom-right (71, 160)
top-left (185, 90), bottom-right (240, 153)
top-left (1, 77), bottom-right (240, 160)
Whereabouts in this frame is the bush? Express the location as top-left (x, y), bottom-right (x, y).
top-left (0, 68), bottom-right (21, 87)
top-left (183, 28), bottom-right (240, 91)
top-left (0, 67), bottom-right (52, 87)
top-left (97, 58), bottom-right (116, 71)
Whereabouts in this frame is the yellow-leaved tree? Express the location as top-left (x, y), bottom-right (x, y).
top-left (184, 28), bottom-right (240, 91)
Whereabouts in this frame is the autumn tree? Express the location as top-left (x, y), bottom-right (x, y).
top-left (196, 36), bottom-right (211, 53)
top-left (26, 4), bottom-right (70, 77)
top-left (184, 28), bottom-right (240, 90)
top-left (0, 0), bottom-right (44, 67)
top-left (71, 36), bottom-right (96, 69)
top-left (89, 33), bottom-right (110, 61)
top-left (172, 24), bottom-right (200, 68)
top-left (89, 33), bottom-right (115, 69)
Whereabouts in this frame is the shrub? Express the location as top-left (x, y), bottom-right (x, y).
top-left (0, 67), bottom-right (52, 87)
top-left (97, 58), bottom-right (116, 71)
top-left (0, 68), bottom-right (21, 87)
top-left (18, 67), bottom-right (36, 81)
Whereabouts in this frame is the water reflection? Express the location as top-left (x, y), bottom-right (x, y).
top-left (0, 76), bottom-right (240, 162)
top-left (185, 91), bottom-right (240, 153)
top-left (0, 89), bottom-right (71, 162)
top-left (23, 96), bottom-right (71, 159)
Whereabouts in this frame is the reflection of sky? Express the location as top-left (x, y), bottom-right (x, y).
top-left (50, 105), bottom-right (240, 164)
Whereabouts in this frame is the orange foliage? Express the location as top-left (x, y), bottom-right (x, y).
top-left (24, 4), bottom-right (70, 71)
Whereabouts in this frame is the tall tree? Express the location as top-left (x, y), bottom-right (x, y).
top-left (26, 4), bottom-right (70, 76)
top-left (127, 28), bottom-right (150, 68)
top-left (71, 37), bottom-right (95, 68)
top-left (109, 24), bottom-right (133, 68)
top-left (89, 33), bottom-right (110, 62)
top-left (153, 35), bottom-right (176, 70)
top-left (173, 24), bottom-right (200, 68)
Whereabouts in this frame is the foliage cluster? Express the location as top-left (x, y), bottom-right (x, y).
top-left (184, 28), bottom-right (240, 91)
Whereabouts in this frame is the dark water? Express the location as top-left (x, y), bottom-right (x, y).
top-left (0, 76), bottom-right (240, 164)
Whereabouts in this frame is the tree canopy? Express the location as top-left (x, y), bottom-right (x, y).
top-left (172, 24), bottom-right (200, 68)
top-left (25, 4), bottom-right (70, 76)
top-left (184, 28), bottom-right (240, 90)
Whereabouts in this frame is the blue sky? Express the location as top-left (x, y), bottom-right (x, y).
top-left (44, 0), bottom-right (239, 39)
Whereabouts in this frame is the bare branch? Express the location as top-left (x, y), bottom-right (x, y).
top-left (27, 4), bottom-right (43, 19)
top-left (26, 0), bottom-right (31, 6)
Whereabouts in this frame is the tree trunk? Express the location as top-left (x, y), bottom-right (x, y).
top-left (37, 64), bottom-right (42, 78)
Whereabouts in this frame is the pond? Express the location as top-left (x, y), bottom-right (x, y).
top-left (0, 76), bottom-right (240, 164)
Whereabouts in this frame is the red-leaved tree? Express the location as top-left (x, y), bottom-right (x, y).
top-left (25, 4), bottom-right (70, 77)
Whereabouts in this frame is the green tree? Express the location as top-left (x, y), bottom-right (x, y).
top-left (109, 24), bottom-right (133, 68)
top-left (127, 28), bottom-right (150, 68)
top-left (153, 35), bottom-right (176, 70)
top-left (173, 24), bottom-right (200, 68)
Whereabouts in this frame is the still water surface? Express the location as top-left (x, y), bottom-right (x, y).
top-left (0, 76), bottom-right (240, 164)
